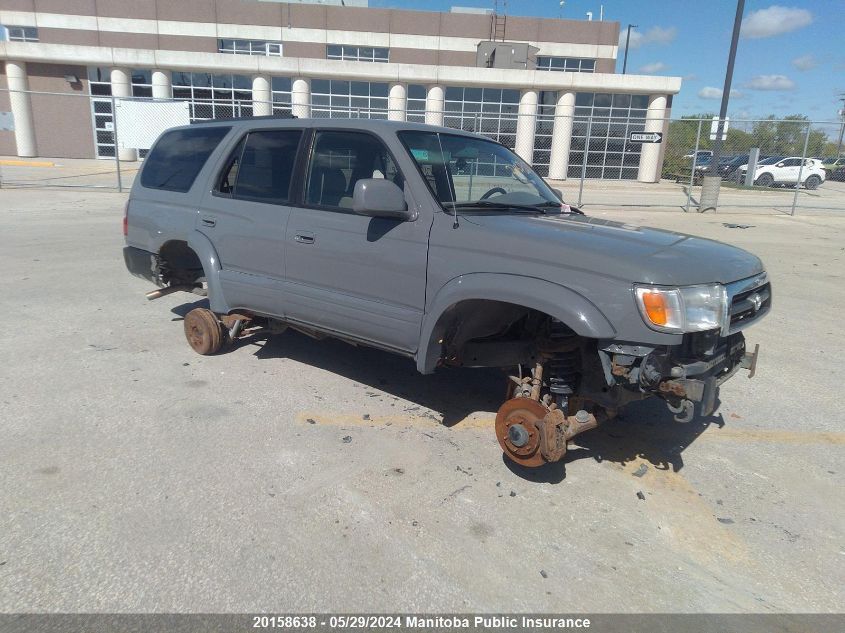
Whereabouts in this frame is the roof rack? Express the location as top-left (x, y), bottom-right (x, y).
top-left (190, 113), bottom-right (297, 125)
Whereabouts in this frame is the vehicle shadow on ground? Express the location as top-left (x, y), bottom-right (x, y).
top-left (503, 399), bottom-right (725, 483)
top-left (171, 302), bottom-right (726, 483)
top-left (170, 302), bottom-right (503, 426)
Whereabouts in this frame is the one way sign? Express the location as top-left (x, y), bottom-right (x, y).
top-left (628, 131), bottom-right (663, 143)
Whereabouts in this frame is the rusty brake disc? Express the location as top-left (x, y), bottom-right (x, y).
top-left (495, 398), bottom-right (549, 468)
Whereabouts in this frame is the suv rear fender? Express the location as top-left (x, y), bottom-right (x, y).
top-left (187, 230), bottom-right (230, 314)
top-left (416, 273), bottom-right (616, 374)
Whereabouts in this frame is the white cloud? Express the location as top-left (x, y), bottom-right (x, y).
top-left (741, 6), bottom-right (812, 39)
top-left (698, 86), bottom-right (743, 100)
top-left (745, 74), bottom-right (796, 90)
top-left (620, 26), bottom-right (677, 50)
top-left (791, 54), bottom-right (817, 71)
top-left (639, 61), bottom-right (668, 74)
top-left (683, 73), bottom-right (698, 81)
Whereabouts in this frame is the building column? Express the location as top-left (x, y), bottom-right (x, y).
top-left (514, 89), bottom-right (538, 164)
top-left (6, 61), bottom-right (37, 157)
top-left (388, 82), bottom-right (406, 122)
top-left (637, 94), bottom-right (668, 183)
top-left (425, 85), bottom-right (444, 127)
top-left (547, 91), bottom-right (575, 180)
top-left (291, 77), bottom-right (311, 119)
top-left (110, 67), bottom-right (137, 162)
top-left (151, 69), bottom-right (171, 100)
top-left (252, 75), bottom-right (272, 116)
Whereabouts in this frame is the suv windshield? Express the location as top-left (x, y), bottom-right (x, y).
top-left (399, 131), bottom-right (562, 212)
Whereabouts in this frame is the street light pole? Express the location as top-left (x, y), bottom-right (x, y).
top-left (699, 0), bottom-right (745, 212)
top-left (622, 24), bottom-right (637, 74)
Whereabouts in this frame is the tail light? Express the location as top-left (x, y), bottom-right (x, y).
top-left (122, 200), bottom-right (129, 237)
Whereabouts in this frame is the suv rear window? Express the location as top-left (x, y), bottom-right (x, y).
top-left (141, 126), bottom-right (231, 193)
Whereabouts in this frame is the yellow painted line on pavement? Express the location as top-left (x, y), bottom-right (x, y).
top-left (0, 159), bottom-right (55, 167)
top-left (700, 428), bottom-right (845, 445)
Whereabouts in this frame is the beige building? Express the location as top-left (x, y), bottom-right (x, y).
top-left (0, 0), bottom-right (681, 180)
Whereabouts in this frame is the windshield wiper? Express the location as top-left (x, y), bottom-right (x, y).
top-left (445, 200), bottom-right (548, 214)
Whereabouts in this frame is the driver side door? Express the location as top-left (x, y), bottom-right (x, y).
top-left (282, 129), bottom-right (431, 353)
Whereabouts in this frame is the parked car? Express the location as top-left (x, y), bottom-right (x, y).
top-left (124, 118), bottom-right (769, 468)
top-left (821, 157), bottom-right (845, 180)
top-left (830, 164), bottom-right (845, 181)
top-left (684, 149), bottom-right (713, 160)
top-left (739, 156), bottom-right (825, 189)
top-left (718, 154), bottom-right (751, 180)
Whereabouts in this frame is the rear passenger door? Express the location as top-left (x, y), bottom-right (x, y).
top-left (199, 128), bottom-right (303, 317)
top-left (283, 129), bottom-right (430, 353)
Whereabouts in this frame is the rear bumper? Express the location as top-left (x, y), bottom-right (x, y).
top-left (123, 246), bottom-right (159, 286)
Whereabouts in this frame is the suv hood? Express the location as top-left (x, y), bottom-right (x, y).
top-left (464, 213), bottom-right (764, 286)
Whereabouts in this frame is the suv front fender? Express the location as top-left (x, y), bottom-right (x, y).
top-left (416, 273), bottom-right (616, 374)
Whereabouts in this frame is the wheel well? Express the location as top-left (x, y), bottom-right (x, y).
top-left (157, 240), bottom-right (204, 285)
top-left (432, 299), bottom-right (582, 368)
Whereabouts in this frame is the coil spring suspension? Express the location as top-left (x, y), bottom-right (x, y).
top-left (547, 320), bottom-right (581, 404)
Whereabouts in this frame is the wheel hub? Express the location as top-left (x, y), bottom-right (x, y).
top-left (495, 398), bottom-right (548, 467)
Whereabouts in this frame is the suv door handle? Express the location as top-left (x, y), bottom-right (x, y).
top-left (201, 216), bottom-right (216, 227)
top-left (294, 232), bottom-right (315, 244)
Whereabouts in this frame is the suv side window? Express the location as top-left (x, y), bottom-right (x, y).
top-left (781, 158), bottom-right (800, 167)
top-left (305, 130), bottom-right (403, 211)
top-left (220, 129), bottom-right (302, 203)
top-left (141, 126), bottom-right (231, 193)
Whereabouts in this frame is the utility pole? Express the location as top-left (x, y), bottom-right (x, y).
top-left (836, 94), bottom-right (845, 157)
top-left (622, 24), bottom-right (637, 74)
top-left (699, 0), bottom-right (744, 212)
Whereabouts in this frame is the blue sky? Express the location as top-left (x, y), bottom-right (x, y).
top-left (369, 0), bottom-right (845, 122)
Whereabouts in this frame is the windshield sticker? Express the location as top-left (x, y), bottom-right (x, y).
top-left (411, 149), bottom-right (430, 161)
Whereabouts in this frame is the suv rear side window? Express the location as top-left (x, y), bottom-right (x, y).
top-left (141, 126), bottom-right (231, 193)
top-left (221, 129), bottom-right (302, 203)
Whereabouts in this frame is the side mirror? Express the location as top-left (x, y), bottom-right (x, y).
top-left (776, 162), bottom-right (784, 168)
top-left (551, 187), bottom-right (564, 201)
top-left (352, 179), bottom-right (414, 221)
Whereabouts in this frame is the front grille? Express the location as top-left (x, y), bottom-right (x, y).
top-left (730, 283), bottom-right (771, 327)
top-left (724, 274), bottom-right (771, 335)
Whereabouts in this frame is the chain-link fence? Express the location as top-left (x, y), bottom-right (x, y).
top-left (1, 88), bottom-right (843, 215)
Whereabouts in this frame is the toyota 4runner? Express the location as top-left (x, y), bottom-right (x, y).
top-left (124, 117), bottom-right (770, 468)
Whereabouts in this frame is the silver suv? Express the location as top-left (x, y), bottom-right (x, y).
top-left (124, 118), bottom-right (770, 468)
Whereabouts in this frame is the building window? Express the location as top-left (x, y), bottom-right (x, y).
top-left (87, 67), bottom-right (115, 158)
top-left (568, 93), bottom-right (649, 180)
top-left (532, 91), bottom-right (558, 176)
top-left (218, 39), bottom-right (282, 57)
top-left (536, 56), bottom-right (596, 73)
top-left (86, 67), bottom-right (156, 158)
top-left (130, 69), bottom-right (153, 98)
top-left (171, 72), bottom-right (252, 120)
top-left (4, 25), bottom-right (39, 42)
top-left (326, 45), bottom-right (389, 63)
top-left (271, 76), bottom-right (292, 116)
top-left (310, 79), bottom-right (389, 119)
top-left (443, 86), bottom-right (520, 150)
top-left (407, 84), bottom-right (427, 123)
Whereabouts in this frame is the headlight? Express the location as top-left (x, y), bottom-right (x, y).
top-left (634, 284), bottom-right (727, 333)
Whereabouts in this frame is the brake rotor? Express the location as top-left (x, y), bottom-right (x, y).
top-left (495, 398), bottom-right (549, 468)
